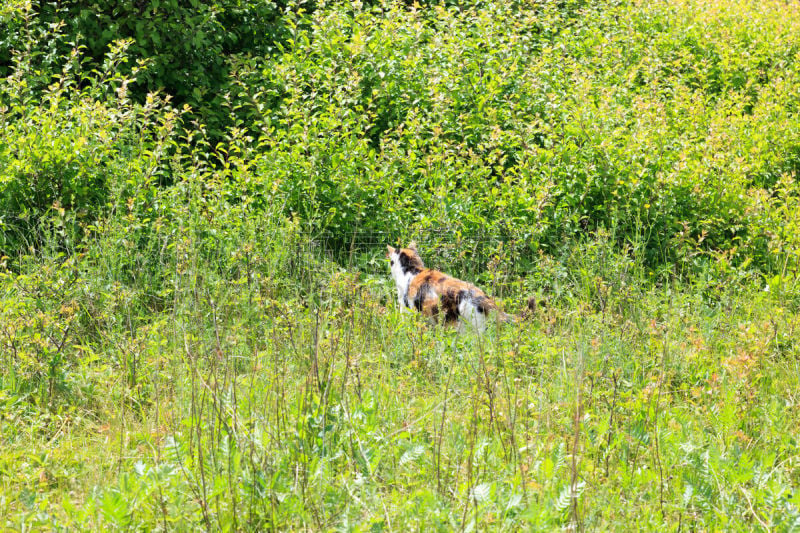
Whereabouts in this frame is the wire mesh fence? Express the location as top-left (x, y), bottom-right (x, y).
top-left (299, 228), bottom-right (539, 281)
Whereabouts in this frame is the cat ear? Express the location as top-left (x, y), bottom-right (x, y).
top-left (386, 245), bottom-right (395, 257)
top-left (407, 241), bottom-right (418, 251)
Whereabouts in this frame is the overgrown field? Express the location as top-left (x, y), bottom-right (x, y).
top-left (1, 0), bottom-right (800, 530)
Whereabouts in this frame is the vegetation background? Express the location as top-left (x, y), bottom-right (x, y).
top-left (1, 0), bottom-right (799, 530)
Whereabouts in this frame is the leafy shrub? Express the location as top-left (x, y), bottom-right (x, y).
top-left (5, 0), bottom-right (800, 273)
top-left (235, 0), bottom-right (800, 272)
top-left (0, 39), bottom-right (176, 261)
top-left (0, 0), bottom-right (296, 138)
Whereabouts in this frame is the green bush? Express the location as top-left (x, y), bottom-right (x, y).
top-left (5, 0), bottom-right (800, 273)
top-left (235, 0), bottom-right (800, 271)
top-left (0, 1), bottom-right (296, 138)
top-left (0, 40), bottom-right (177, 261)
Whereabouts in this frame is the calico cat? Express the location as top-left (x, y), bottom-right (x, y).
top-left (386, 242), bottom-right (512, 332)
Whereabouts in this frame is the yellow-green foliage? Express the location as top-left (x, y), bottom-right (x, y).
top-left (234, 0), bottom-right (800, 267)
top-left (1, 0), bottom-right (800, 530)
top-left (0, 39), bottom-right (177, 262)
top-left (2, 232), bottom-right (800, 530)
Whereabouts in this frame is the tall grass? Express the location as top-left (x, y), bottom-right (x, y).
top-left (2, 212), bottom-right (799, 529)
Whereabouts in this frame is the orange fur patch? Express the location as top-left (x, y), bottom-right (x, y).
top-left (406, 266), bottom-right (495, 324)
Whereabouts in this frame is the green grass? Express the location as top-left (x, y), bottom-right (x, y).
top-left (2, 239), bottom-right (799, 530)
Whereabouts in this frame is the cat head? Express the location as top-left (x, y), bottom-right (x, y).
top-left (386, 242), bottom-right (424, 279)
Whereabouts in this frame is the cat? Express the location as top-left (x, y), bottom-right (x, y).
top-left (386, 242), bottom-right (512, 332)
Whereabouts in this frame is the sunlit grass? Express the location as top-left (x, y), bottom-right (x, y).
top-left (2, 247), bottom-right (799, 529)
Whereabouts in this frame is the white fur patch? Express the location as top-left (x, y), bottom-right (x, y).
top-left (458, 299), bottom-right (487, 333)
top-left (389, 250), bottom-right (414, 310)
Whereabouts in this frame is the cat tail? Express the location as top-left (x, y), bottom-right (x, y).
top-left (492, 295), bottom-right (542, 323)
top-left (495, 310), bottom-right (519, 324)
top-left (481, 300), bottom-right (519, 324)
